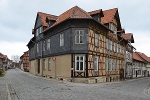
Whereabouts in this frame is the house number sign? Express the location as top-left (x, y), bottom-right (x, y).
top-left (52, 56), bottom-right (56, 61)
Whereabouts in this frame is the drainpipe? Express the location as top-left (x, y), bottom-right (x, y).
top-left (41, 41), bottom-right (43, 77)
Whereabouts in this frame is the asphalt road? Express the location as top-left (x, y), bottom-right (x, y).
top-left (3, 68), bottom-right (150, 100)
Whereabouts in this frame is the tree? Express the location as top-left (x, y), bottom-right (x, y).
top-left (11, 55), bottom-right (20, 63)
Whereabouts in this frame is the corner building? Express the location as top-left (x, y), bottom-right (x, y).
top-left (27, 6), bottom-right (132, 83)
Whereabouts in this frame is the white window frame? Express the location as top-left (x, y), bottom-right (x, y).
top-left (43, 41), bottom-right (45, 51)
top-left (109, 58), bottom-right (112, 71)
top-left (75, 30), bottom-right (84, 44)
top-left (106, 39), bottom-right (109, 50)
top-left (116, 59), bottom-right (118, 71)
top-left (75, 55), bottom-right (85, 72)
top-left (60, 33), bottom-right (64, 46)
top-left (94, 56), bottom-right (99, 71)
top-left (43, 59), bottom-right (46, 70)
top-left (48, 58), bottom-right (51, 70)
top-left (37, 43), bottom-right (39, 53)
top-left (114, 42), bottom-right (116, 52)
top-left (106, 58), bottom-right (108, 71)
top-left (47, 39), bottom-right (50, 50)
top-left (110, 40), bottom-right (112, 51)
top-left (95, 33), bottom-right (99, 47)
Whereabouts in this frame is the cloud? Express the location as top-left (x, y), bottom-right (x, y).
top-left (0, 41), bottom-right (28, 59)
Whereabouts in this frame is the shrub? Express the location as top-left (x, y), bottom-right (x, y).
top-left (0, 70), bottom-right (4, 77)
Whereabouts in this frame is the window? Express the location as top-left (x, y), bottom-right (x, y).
top-left (36, 29), bottom-right (39, 37)
top-left (43, 59), bottom-right (46, 70)
top-left (95, 33), bottom-right (99, 47)
top-left (36, 26), bottom-right (43, 37)
top-left (109, 58), bottom-right (112, 71)
top-left (117, 44), bottom-right (118, 53)
top-left (106, 39), bottom-right (109, 50)
top-left (47, 39), bottom-right (50, 50)
top-left (75, 30), bottom-right (84, 44)
top-left (114, 42), bottom-right (116, 52)
top-left (110, 40), bottom-right (112, 51)
top-left (94, 56), bottom-right (99, 71)
top-left (116, 59), bottom-right (118, 71)
top-left (75, 55), bottom-right (85, 71)
top-left (37, 43), bottom-right (39, 53)
top-left (109, 23), bottom-right (117, 34)
top-left (43, 41), bottom-right (45, 51)
top-left (105, 58), bottom-right (108, 71)
top-left (60, 33), bottom-right (64, 46)
top-left (48, 58), bottom-right (51, 70)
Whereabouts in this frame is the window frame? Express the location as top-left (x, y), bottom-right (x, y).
top-left (75, 55), bottom-right (85, 72)
top-left (75, 30), bottom-right (84, 44)
top-left (60, 33), bottom-right (64, 46)
top-left (95, 33), bottom-right (99, 47)
top-left (47, 39), bottom-right (50, 50)
top-left (94, 56), bottom-right (99, 71)
top-left (43, 59), bottom-right (46, 70)
top-left (48, 58), bottom-right (51, 71)
top-left (43, 41), bottom-right (45, 51)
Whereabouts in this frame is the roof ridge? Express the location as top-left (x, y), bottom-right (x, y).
top-left (77, 6), bottom-right (91, 18)
top-left (38, 12), bottom-right (58, 17)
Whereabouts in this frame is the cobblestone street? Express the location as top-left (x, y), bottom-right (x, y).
top-left (1, 68), bottom-right (150, 100)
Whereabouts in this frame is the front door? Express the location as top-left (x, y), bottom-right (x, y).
top-left (120, 68), bottom-right (124, 81)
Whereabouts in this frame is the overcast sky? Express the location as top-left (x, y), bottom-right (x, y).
top-left (0, 0), bottom-right (150, 59)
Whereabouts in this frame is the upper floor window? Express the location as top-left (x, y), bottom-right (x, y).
top-left (75, 30), bottom-right (84, 44)
top-left (37, 43), bottom-right (39, 53)
top-left (95, 33), bottom-right (99, 47)
top-left (114, 42), bottom-right (116, 52)
top-left (109, 23), bottom-right (117, 34)
top-left (110, 40), bottom-right (112, 51)
top-left (36, 26), bottom-right (43, 37)
top-left (75, 55), bottom-right (85, 71)
top-left (60, 33), bottom-right (64, 46)
top-left (47, 39), bottom-right (50, 50)
top-left (106, 39), bottom-right (108, 49)
top-left (43, 41), bottom-right (45, 51)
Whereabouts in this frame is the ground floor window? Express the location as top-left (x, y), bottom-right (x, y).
top-left (94, 56), bottom-right (99, 71)
top-left (48, 58), bottom-right (51, 70)
top-left (43, 59), bottom-right (46, 70)
top-left (75, 55), bottom-right (85, 71)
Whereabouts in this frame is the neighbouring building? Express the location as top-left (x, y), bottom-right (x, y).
top-left (135, 52), bottom-right (150, 77)
top-left (0, 53), bottom-right (9, 71)
top-left (20, 51), bottom-right (29, 72)
top-left (133, 52), bottom-right (147, 78)
top-left (122, 33), bottom-right (135, 79)
top-left (27, 6), bottom-right (134, 83)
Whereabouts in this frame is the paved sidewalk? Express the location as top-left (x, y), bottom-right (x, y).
top-left (0, 77), bottom-right (7, 100)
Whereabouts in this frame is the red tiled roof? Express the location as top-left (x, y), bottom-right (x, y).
top-left (50, 6), bottom-right (92, 28)
top-left (122, 33), bottom-right (132, 40)
top-left (137, 52), bottom-right (150, 62)
top-left (88, 9), bottom-right (103, 16)
top-left (101, 8), bottom-right (118, 24)
top-left (122, 33), bottom-right (134, 43)
top-left (133, 52), bottom-right (145, 62)
top-left (38, 12), bottom-right (58, 27)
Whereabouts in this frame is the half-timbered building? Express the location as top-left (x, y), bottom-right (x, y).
top-left (27, 6), bottom-right (131, 83)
